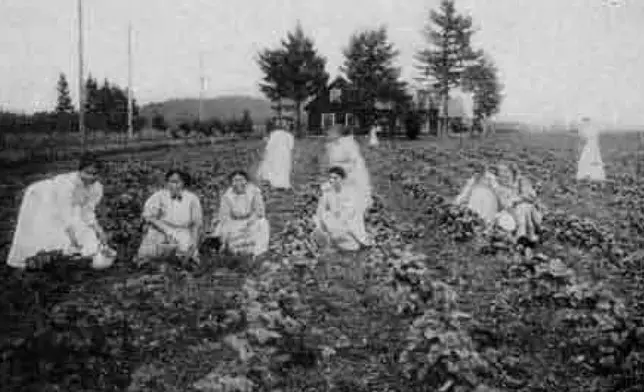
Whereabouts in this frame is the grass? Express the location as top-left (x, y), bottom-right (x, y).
top-left (1, 130), bottom-right (643, 391)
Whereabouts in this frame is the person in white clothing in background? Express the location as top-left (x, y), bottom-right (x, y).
top-left (257, 120), bottom-right (295, 190)
top-left (368, 122), bottom-right (381, 147)
top-left (576, 117), bottom-right (605, 181)
top-left (137, 169), bottom-right (203, 265)
top-left (325, 124), bottom-right (373, 222)
top-left (7, 153), bottom-right (113, 269)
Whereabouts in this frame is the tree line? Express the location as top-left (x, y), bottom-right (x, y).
top-left (0, 73), bottom-right (147, 134)
top-left (150, 109), bottom-right (256, 139)
top-left (256, 0), bottom-right (503, 138)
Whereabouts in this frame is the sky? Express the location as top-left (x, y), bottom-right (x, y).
top-left (1, 0), bottom-right (642, 126)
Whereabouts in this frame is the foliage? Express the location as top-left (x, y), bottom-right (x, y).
top-left (461, 54), bottom-right (503, 120)
top-left (415, 0), bottom-right (481, 136)
top-left (83, 75), bottom-right (144, 133)
top-left (151, 113), bottom-right (168, 131)
top-left (341, 26), bottom-right (410, 129)
top-left (238, 109), bottom-right (254, 138)
top-left (256, 21), bottom-right (329, 137)
top-left (55, 74), bottom-right (74, 113)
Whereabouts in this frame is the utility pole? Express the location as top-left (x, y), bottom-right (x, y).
top-left (77, 0), bottom-right (85, 153)
top-left (127, 22), bottom-right (134, 139)
top-left (198, 52), bottom-right (205, 123)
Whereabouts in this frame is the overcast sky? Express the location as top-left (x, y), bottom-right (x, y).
top-left (0, 0), bottom-right (641, 125)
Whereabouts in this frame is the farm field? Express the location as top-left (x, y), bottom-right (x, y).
top-left (0, 129), bottom-right (241, 166)
top-left (1, 131), bottom-right (644, 391)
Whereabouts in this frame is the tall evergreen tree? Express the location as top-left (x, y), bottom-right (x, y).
top-left (238, 109), bottom-right (254, 137)
top-left (257, 21), bottom-right (329, 137)
top-left (55, 73), bottom-right (74, 113)
top-left (84, 75), bottom-right (100, 113)
top-left (461, 53), bottom-right (503, 123)
top-left (341, 26), bottom-right (409, 130)
top-left (415, 0), bottom-right (480, 137)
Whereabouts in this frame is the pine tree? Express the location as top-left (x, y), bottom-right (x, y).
top-left (415, 0), bottom-right (480, 137)
top-left (238, 109), bottom-right (254, 137)
top-left (55, 73), bottom-right (74, 113)
top-left (461, 53), bottom-right (503, 123)
top-left (341, 26), bottom-right (409, 131)
top-left (257, 21), bottom-right (329, 137)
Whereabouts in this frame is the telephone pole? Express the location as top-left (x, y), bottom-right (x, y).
top-left (198, 52), bottom-right (205, 123)
top-left (127, 23), bottom-right (134, 139)
top-left (77, 0), bottom-right (85, 152)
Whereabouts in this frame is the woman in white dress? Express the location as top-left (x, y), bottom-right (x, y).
top-left (137, 170), bottom-right (203, 265)
top-left (7, 154), bottom-right (112, 269)
top-left (454, 164), bottom-right (500, 225)
top-left (576, 117), bottom-right (605, 181)
top-left (313, 166), bottom-right (372, 251)
top-left (257, 126), bottom-right (295, 189)
top-left (211, 170), bottom-right (270, 257)
top-left (325, 125), bottom-right (372, 215)
top-left (368, 123), bottom-right (380, 147)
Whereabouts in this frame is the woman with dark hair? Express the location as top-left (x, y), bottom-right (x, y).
top-left (137, 169), bottom-right (203, 265)
top-left (7, 153), bottom-right (114, 269)
top-left (210, 170), bottom-right (269, 256)
top-left (313, 166), bottom-right (372, 251)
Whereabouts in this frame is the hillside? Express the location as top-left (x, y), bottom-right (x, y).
top-left (140, 95), bottom-right (273, 125)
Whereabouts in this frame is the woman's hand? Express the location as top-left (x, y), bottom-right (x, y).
top-left (65, 227), bottom-right (81, 250)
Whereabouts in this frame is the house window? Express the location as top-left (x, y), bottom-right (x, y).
top-left (330, 88), bottom-right (341, 103)
top-left (322, 113), bottom-right (335, 128)
top-left (345, 113), bottom-right (356, 127)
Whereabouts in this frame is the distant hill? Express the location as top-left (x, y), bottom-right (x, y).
top-left (140, 95), bottom-right (273, 126)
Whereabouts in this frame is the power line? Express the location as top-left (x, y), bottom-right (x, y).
top-left (77, 0), bottom-right (85, 153)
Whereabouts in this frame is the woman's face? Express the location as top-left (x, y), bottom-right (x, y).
top-left (166, 173), bottom-right (185, 195)
top-left (79, 165), bottom-right (99, 185)
top-left (496, 165), bottom-right (513, 185)
top-left (232, 174), bottom-right (248, 193)
top-left (329, 172), bottom-right (343, 190)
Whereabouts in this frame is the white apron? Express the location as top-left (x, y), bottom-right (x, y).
top-left (454, 173), bottom-right (500, 225)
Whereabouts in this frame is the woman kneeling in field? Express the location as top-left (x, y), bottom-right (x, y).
top-left (211, 170), bottom-right (270, 257)
top-left (7, 153), bottom-right (114, 270)
top-left (313, 166), bottom-right (373, 252)
top-left (454, 163), bottom-right (500, 225)
top-left (493, 163), bottom-right (543, 245)
top-left (137, 169), bottom-right (203, 265)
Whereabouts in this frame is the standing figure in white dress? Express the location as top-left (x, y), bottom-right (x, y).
top-left (325, 125), bottom-right (372, 215)
top-left (137, 169), bottom-right (203, 265)
top-left (576, 117), bottom-right (605, 181)
top-left (257, 123), bottom-right (295, 189)
top-left (368, 123), bottom-right (380, 147)
top-left (7, 153), bottom-right (112, 269)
